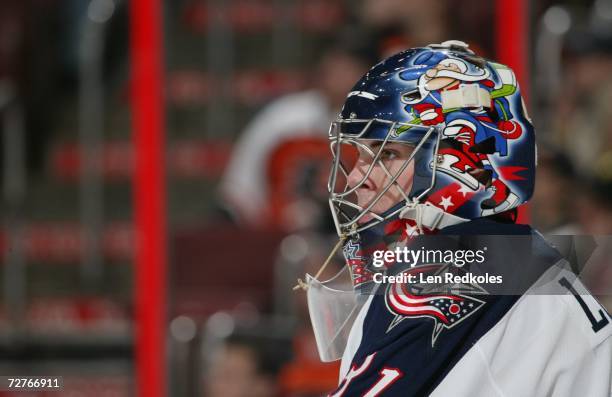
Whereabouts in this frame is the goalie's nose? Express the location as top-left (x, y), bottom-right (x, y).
top-left (347, 158), bottom-right (375, 191)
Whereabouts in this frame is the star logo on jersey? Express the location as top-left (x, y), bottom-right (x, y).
top-left (384, 264), bottom-right (486, 346)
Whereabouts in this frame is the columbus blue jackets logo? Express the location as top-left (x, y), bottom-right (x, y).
top-left (385, 264), bottom-right (486, 346)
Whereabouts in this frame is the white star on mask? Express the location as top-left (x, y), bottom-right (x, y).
top-left (439, 196), bottom-right (454, 211)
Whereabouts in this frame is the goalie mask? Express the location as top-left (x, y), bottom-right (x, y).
top-left (329, 40), bottom-right (535, 239)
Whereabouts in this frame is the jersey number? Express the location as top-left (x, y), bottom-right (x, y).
top-left (559, 277), bottom-right (610, 333)
top-left (331, 353), bottom-right (403, 397)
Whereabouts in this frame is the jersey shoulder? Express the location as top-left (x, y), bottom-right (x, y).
top-left (495, 262), bottom-right (612, 354)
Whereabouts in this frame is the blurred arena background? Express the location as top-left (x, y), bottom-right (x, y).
top-left (0, 0), bottom-right (611, 396)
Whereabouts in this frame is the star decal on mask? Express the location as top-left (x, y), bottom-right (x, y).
top-left (457, 184), bottom-right (475, 197)
top-left (439, 196), bottom-right (454, 211)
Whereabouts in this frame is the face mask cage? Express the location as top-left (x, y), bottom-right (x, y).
top-left (328, 118), bottom-right (441, 237)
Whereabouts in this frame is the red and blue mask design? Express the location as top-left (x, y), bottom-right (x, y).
top-left (328, 41), bottom-right (535, 240)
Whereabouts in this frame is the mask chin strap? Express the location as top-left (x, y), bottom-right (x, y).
top-left (399, 200), bottom-right (468, 233)
top-left (293, 235), bottom-right (348, 291)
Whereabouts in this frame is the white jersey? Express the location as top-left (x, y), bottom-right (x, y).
top-left (430, 266), bottom-right (612, 397)
top-left (337, 261), bottom-right (612, 396)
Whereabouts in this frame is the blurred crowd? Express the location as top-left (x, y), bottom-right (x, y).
top-left (1, 0), bottom-right (612, 396)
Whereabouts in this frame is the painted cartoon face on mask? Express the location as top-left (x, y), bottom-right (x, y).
top-left (422, 61), bottom-right (463, 91)
top-left (346, 140), bottom-right (416, 224)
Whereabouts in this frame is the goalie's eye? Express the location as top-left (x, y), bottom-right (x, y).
top-left (380, 148), bottom-right (400, 161)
